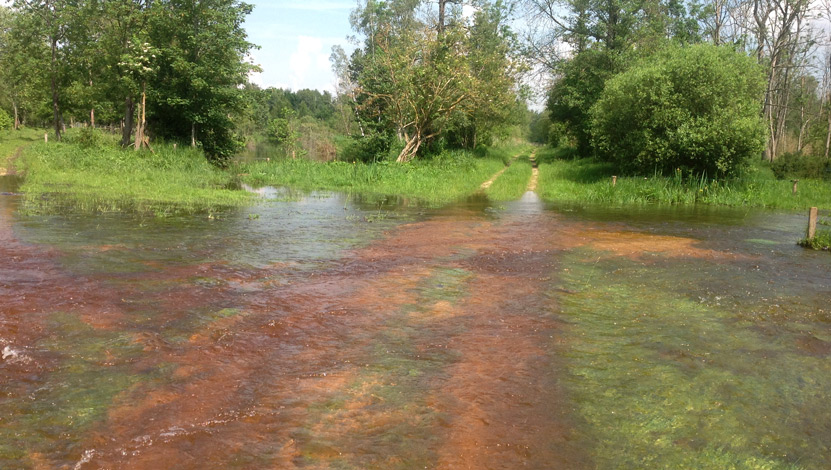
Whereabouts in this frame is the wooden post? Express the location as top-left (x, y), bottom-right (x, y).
top-left (612, 176), bottom-right (617, 187)
top-left (808, 207), bottom-right (818, 239)
top-left (792, 179), bottom-right (799, 194)
top-left (44, 133), bottom-right (48, 143)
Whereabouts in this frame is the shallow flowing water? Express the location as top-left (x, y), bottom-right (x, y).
top-left (1, 182), bottom-right (829, 469)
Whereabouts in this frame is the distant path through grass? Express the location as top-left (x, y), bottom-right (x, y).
top-left (479, 152), bottom-right (521, 190)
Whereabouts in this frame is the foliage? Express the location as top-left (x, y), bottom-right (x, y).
top-left (267, 108), bottom-right (303, 159)
top-left (147, 0), bottom-right (256, 163)
top-left (63, 126), bottom-right (110, 149)
top-left (347, 0), bottom-right (523, 162)
top-left (770, 152), bottom-right (831, 180)
top-left (548, 49), bottom-right (619, 155)
top-left (2, 0), bottom-right (256, 163)
top-left (591, 44), bottom-right (766, 177)
top-left (0, 108), bottom-right (11, 130)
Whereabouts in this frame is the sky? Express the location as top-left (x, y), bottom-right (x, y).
top-left (243, 0), bottom-right (358, 94)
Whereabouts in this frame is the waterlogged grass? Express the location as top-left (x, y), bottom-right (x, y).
top-left (537, 148), bottom-right (831, 210)
top-left (555, 251), bottom-right (831, 469)
top-left (17, 141), bottom-right (251, 213)
top-left (239, 147), bottom-right (520, 206)
top-left (485, 155), bottom-right (533, 201)
top-left (800, 229), bottom-right (831, 250)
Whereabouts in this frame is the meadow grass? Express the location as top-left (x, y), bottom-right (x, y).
top-left (17, 139), bottom-right (251, 214)
top-left (0, 128), bottom-right (44, 172)
top-left (536, 147), bottom-right (831, 210)
top-left (238, 145), bottom-right (527, 206)
top-left (484, 153), bottom-right (533, 201)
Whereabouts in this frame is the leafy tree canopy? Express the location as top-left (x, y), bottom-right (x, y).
top-left (590, 44), bottom-right (766, 176)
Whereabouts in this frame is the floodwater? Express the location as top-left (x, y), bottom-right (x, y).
top-left (1, 177), bottom-right (829, 469)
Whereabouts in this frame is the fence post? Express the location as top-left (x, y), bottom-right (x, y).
top-left (44, 133), bottom-right (48, 143)
top-left (792, 179), bottom-right (799, 194)
top-left (808, 207), bottom-right (818, 240)
top-left (612, 176), bottom-right (617, 187)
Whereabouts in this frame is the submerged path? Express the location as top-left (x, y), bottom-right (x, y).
top-left (0, 193), bottom-right (588, 469)
top-left (527, 150), bottom-right (539, 192)
top-left (2, 186), bottom-right (831, 469)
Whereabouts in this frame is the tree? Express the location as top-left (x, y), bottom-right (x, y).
top-left (268, 108), bottom-right (303, 159)
top-left (349, 0), bottom-right (523, 161)
top-left (591, 44), bottom-right (766, 176)
top-left (13, 0), bottom-right (74, 140)
top-left (147, 0), bottom-right (256, 162)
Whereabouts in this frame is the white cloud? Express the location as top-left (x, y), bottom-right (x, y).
top-left (462, 4), bottom-right (477, 19)
top-left (288, 36), bottom-right (336, 92)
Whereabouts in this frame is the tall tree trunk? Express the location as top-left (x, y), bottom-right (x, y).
top-left (438, 0), bottom-right (446, 35)
top-left (12, 101), bottom-right (19, 131)
top-left (51, 38), bottom-right (61, 142)
top-left (825, 100), bottom-right (831, 160)
top-left (135, 82), bottom-right (146, 151)
top-left (90, 79), bottom-right (95, 128)
top-left (121, 96), bottom-right (135, 148)
top-left (191, 122), bottom-right (197, 147)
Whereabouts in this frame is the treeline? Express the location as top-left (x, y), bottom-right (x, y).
top-left (240, 85), bottom-right (342, 161)
top-left (0, 0), bottom-right (255, 162)
top-left (525, 0), bottom-right (831, 178)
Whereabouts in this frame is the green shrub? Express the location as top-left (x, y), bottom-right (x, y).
top-left (0, 109), bottom-right (12, 131)
top-left (771, 152), bottom-right (831, 180)
top-left (591, 44), bottom-right (766, 177)
top-left (64, 127), bottom-right (106, 149)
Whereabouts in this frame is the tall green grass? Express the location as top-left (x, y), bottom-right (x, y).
top-left (238, 146), bottom-right (523, 206)
top-left (0, 128), bottom-right (44, 171)
top-left (485, 154), bottom-right (533, 201)
top-left (18, 140), bottom-right (251, 213)
top-left (537, 148), bottom-right (831, 210)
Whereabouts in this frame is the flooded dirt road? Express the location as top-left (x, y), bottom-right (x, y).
top-left (1, 179), bottom-right (829, 469)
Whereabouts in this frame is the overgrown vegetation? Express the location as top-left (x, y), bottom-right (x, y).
top-left (238, 146), bottom-right (521, 206)
top-left (536, 148), bottom-right (831, 210)
top-left (17, 133), bottom-right (251, 213)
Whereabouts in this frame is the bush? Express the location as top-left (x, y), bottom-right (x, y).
top-left (771, 152), bottom-right (831, 180)
top-left (64, 127), bottom-right (106, 149)
top-left (0, 109), bottom-right (12, 131)
top-left (591, 44), bottom-right (767, 177)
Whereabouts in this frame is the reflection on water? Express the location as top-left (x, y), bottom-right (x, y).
top-left (1, 187), bottom-right (829, 469)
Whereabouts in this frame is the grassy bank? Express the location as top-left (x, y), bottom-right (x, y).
top-left (17, 139), bottom-right (251, 213)
top-left (12, 130), bottom-right (531, 212)
top-left (537, 147), bottom-right (831, 210)
top-left (238, 145), bottom-right (527, 206)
